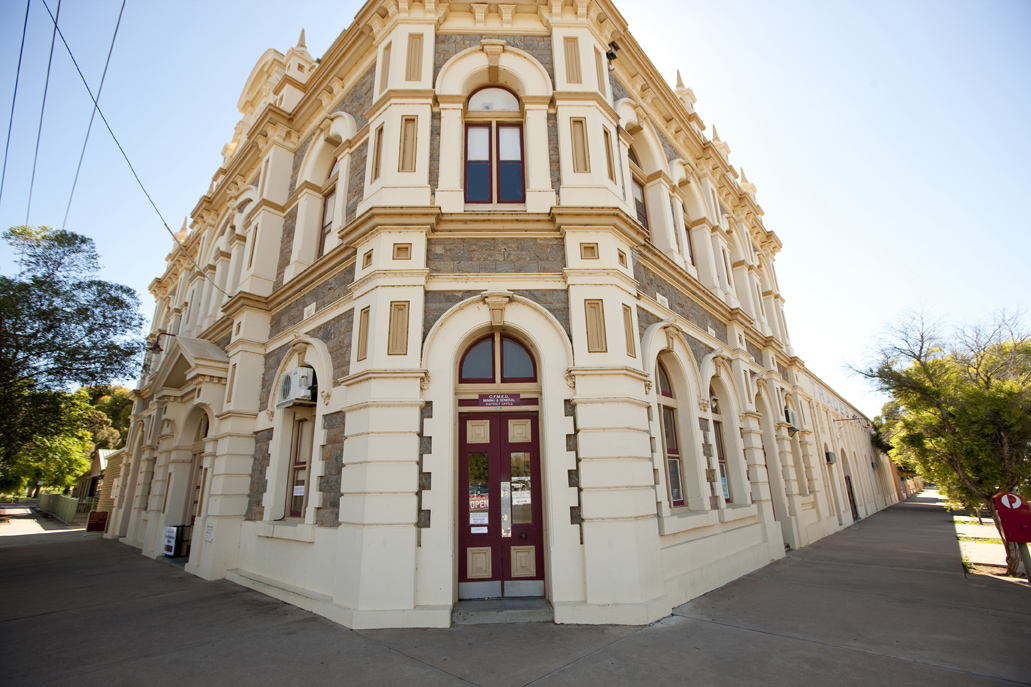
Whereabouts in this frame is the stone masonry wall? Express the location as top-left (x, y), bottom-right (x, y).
top-left (245, 428), bottom-right (274, 521)
top-left (316, 411), bottom-right (345, 527)
top-left (426, 237), bottom-right (565, 274)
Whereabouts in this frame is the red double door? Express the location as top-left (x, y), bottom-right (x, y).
top-left (458, 411), bottom-right (544, 598)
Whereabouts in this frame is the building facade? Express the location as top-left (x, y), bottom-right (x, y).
top-left (105, 0), bottom-right (900, 629)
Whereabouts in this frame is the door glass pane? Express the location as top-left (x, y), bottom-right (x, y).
top-left (498, 126), bottom-right (522, 161)
top-left (290, 470), bottom-right (305, 516)
top-left (668, 458), bottom-right (683, 503)
top-left (502, 337), bottom-right (533, 380)
top-left (468, 452), bottom-right (489, 530)
top-left (467, 126), bottom-right (490, 160)
top-left (510, 452), bottom-right (532, 524)
top-left (461, 338), bottom-right (493, 380)
top-left (661, 406), bottom-right (678, 451)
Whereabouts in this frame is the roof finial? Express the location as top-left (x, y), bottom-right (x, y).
top-left (712, 126), bottom-right (720, 141)
top-left (298, 29), bottom-right (306, 49)
top-left (676, 70), bottom-right (684, 89)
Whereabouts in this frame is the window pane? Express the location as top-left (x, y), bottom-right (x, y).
top-left (461, 338), bottom-right (493, 380)
top-left (498, 126), bottom-right (522, 161)
top-left (468, 452), bottom-right (489, 525)
top-left (668, 458), bottom-right (683, 503)
top-left (511, 452), bottom-right (532, 524)
top-left (468, 87), bottom-right (519, 111)
top-left (467, 126), bottom-right (490, 161)
top-left (466, 162), bottom-right (491, 202)
top-left (632, 181), bottom-right (648, 226)
top-left (662, 406), bottom-right (678, 452)
top-left (502, 337), bottom-right (534, 380)
top-left (657, 363), bottom-right (672, 396)
top-left (322, 191), bottom-right (336, 226)
top-left (498, 162), bottom-right (524, 202)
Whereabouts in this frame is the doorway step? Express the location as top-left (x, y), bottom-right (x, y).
top-left (452, 598), bottom-right (553, 625)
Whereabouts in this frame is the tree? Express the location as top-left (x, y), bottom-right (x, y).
top-left (0, 226), bottom-right (145, 487)
top-left (860, 313), bottom-right (1031, 576)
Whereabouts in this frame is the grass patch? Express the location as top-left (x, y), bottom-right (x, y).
top-left (958, 535), bottom-right (1005, 545)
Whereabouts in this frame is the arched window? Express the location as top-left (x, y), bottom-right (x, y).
top-left (459, 332), bottom-right (536, 384)
top-left (465, 87), bottom-right (524, 204)
top-left (657, 361), bottom-right (685, 507)
top-left (710, 384), bottom-right (732, 503)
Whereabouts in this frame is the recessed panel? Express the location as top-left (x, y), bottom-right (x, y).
top-left (511, 545), bottom-right (536, 578)
top-left (467, 547), bottom-right (493, 579)
top-left (467, 419), bottom-right (490, 444)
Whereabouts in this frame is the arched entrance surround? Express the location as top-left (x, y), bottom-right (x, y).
top-left (421, 291), bottom-right (576, 605)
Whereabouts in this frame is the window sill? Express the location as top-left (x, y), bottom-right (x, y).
top-left (657, 508), bottom-right (718, 536)
top-left (718, 502), bottom-right (758, 523)
top-left (463, 203), bottom-right (526, 212)
top-left (256, 520), bottom-right (316, 543)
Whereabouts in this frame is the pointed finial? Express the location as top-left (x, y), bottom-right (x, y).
top-left (298, 29), bottom-right (306, 49)
top-left (676, 70), bottom-right (684, 89)
top-left (740, 168), bottom-right (748, 183)
top-left (712, 126), bottom-right (720, 141)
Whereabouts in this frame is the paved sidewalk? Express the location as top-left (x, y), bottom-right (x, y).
top-left (0, 502), bottom-right (86, 548)
top-left (1, 490), bottom-right (1028, 686)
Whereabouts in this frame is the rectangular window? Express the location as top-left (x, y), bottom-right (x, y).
top-left (247, 225), bottom-right (259, 268)
top-left (594, 48), bottom-right (606, 95)
top-left (496, 125), bottom-right (524, 202)
top-left (372, 124), bottom-right (384, 181)
top-left (722, 248), bottom-right (734, 288)
top-left (564, 37), bottom-right (582, 84)
top-left (683, 214), bottom-right (696, 265)
top-left (632, 180), bottom-right (648, 229)
top-left (714, 420), bottom-right (732, 502)
top-left (465, 124), bottom-right (491, 203)
top-left (603, 128), bottom-right (616, 181)
top-left (570, 118), bottom-right (589, 173)
top-left (226, 363), bottom-right (237, 404)
top-left (661, 405), bottom-right (684, 506)
top-left (405, 34), bottom-right (423, 81)
top-left (399, 116), bottom-right (417, 172)
top-left (317, 188), bottom-right (335, 259)
top-left (287, 418), bottom-right (313, 518)
top-left (387, 301), bottom-right (409, 355)
top-left (622, 304), bottom-right (636, 358)
top-left (259, 157), bottom-right (270, 197)
top-left (585, 299), bottom-right (607, 353)
top-left (357, 306), bottom-right (370, 361)
top-left (380, 43), bottom-right (391, 91)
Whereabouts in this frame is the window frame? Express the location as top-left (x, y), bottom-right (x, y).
top-left (656, 361), bottom-right (685, 507)
top-left (458, 332), bottom-right (537, 385)
top-left (463, 86), bottom-right (525, 205)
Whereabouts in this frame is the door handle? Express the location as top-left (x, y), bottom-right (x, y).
top-left (501, 481), bottom-right (511, 538)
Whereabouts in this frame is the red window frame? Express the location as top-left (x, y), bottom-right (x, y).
top-left (458, 333), bottom-right (537, 384)
top-left (287, 418), bottom-right (310, 518)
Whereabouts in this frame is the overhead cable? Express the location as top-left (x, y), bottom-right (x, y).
top-left (38, 0), bottom-right (230, 301)
top-left (64, 0), bottom-right (126, 230)
top-left (0, 0), bottom-right (31, 212)
top-left (26, 0), bottom-right (61, 225)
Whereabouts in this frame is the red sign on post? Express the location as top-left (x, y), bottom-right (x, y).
top-left (993, 493), bottom-right (1031, 543)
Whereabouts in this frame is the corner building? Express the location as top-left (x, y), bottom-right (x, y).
top-left (106, 0), bottom-right (900, 628)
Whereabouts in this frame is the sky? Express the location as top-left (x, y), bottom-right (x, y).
top-left (0, 0), bottom-right (1028, 418)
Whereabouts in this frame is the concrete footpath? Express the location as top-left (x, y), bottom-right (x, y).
top-left (1, 490), bottom-right (1028, 686)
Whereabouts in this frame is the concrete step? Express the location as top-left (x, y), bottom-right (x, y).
top-left (452, 597), bottom-right (553, 625)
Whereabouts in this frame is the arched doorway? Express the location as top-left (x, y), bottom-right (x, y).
top-left (456, 331), bottom-right (544, 599)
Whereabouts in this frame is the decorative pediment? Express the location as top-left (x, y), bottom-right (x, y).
top-left (151, 336), bottom-right (230, 392)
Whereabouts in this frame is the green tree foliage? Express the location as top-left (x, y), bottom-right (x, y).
top-left (861, 314), bottom-right (1031, 576)
top-left (85, 385), bottom-right (133, 448)
top-left (0, 390), bottom-right (93, 492)
top-left (0, 226), bottom-right (144, 489)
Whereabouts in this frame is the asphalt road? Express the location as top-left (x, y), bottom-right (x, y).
top-left (2, 491), bottom-right (1028, 686)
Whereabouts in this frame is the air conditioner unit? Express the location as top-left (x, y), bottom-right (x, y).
top-left (825, 451), bottom-right (836, 465)
top-left (276, 366), bottom-right (316, 407)
top-left (785, 407), bottom-right (800, 429)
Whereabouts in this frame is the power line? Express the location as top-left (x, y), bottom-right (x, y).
top-left (0, 0), bottom-right (32, 213)
top-left (26, 0), bottom-right (61, 225)
top-left (64, 0), bottom-right (126, 230)
top-left (38, 0), bottom-right (230, 301)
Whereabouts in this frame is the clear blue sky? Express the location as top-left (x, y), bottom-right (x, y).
top-left (1, 0), bottom-right (1028, 417)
